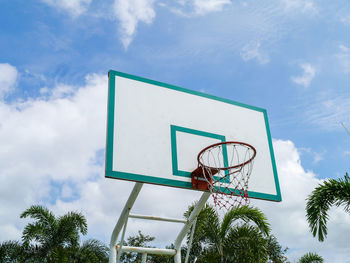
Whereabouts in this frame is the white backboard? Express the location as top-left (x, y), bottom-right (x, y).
top-left (105, 70), bottom-right (281, 202)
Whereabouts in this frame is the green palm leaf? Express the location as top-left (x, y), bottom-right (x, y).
top-left (306, 173), bottom-right (350, 241)
top-left (298, 252), bottom-right (323, 263)
top-left (220, 206), bottom-right (271, 239)
top-left (0, 240), bottom-right (23, 262)
top-left (184, 204), bottom-right (275, 263)
top-left (75, 239), bottom-right (109, 263)
top-left (20, 205), bottom-right (55, 226)
top-left (224, 224), bottom-right (268, 263)
top-left (19, 205), bottom-right (90, 260)
top-left (56, 211), bottom-right (87, 248)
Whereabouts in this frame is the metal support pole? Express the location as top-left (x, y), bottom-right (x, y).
top-left (116, 209), bottom-right (130, 263)
top-left (141, 253), bottom-right (147, 263)
top-left (174, 192), bottom-right (211, 263)
top-left (184, 217), bottom-right (197, 263)
top-left (109, 182), bottom-right (143, 263)
top-left (129, 214), bottom-right (187, 224)
top-left (117, 246), bottom-right (176, 256)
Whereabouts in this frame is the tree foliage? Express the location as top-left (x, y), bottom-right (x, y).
top-left (183, 204), bottom-right (288, 263)
top-left (1, 205), bottom-right (108, 263)
top-left (1, 204), bottom-right (289, 263)
top-left (119, 230), bottom-right (174, 263)
top-left (265, 235), bottom-right (289, 263)
top-left (0, 240), bottom-right (28, 262)
top-left (306, 173), bottom-right (350, 241)
top-left (298, 252), bottom-right (323, 263)
top-left (119, 230), bottom-right (155, 263)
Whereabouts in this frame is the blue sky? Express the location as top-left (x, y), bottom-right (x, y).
top-left (1, 0), bottom-right (350, 262)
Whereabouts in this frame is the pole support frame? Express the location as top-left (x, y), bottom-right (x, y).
top-left (108, 182), bottom-right (210, 263)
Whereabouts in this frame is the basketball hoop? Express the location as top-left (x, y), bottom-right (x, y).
top-left (191, 141), bottom-right (256, 209)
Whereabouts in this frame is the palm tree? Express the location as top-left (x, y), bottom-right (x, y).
top-left (306, 173), bottom-right (350, 241)
top-left (184, 204), bottom-right (273, 263)
top-left (20, 205), bottom-right (88, 260)
top-left (42, 239), bottom-right (108, 263)
top-left (265, 235), bottom-right (289, 263)
top-left (298, 252), bottom-right (323, 263)
top-left (77, 239), bottom-right (109, 262)
top-left (1, 205), bottom-right (108, 262)
top-left (0, 240), bottom-right (24, 262)
top-left (0, 240), bottom-right (42, 262)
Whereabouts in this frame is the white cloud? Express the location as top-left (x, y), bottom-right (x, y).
top-left (299, 147), bottom-right (325, 164)
top-left (0, 73), bottom-right (107, 241)
top-left (240, 41), bottom-right (270, 64)
top-left (0, 63), bottom-right (18, 99)
top-left (253, 140), bottom-right (350, 262)
top-left (40, 0), bottom-right (92, 17)
top-left (111, 0), bottom-right (231, 49)
top-left (169, 0), bottom-right (231, 17)
top-left (192, 0), bottom-right (231, 15)
top-left (304, 95), bottom-right (350, 130)
top-left (61, 184), bottom-right (74, 199)
top-left (312, 151), bottom-right (324, 164)
top-left (291, 63), bottom-right (316, 88)
top-left (113, 0), bottom-right (156, 49)
top-left (281, 0), bottom-right (318, 15)
top-left (336, 44), bottom-right (350, 74)
top-left (50, 83), bottom-right (76, 99)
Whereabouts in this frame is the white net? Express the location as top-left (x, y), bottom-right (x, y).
top-left (196, 142), bottom-right (256, 209)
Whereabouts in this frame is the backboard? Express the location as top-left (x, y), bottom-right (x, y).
top-left (105, 70), bottom-right (281, 202)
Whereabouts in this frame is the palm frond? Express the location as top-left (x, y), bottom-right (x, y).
top-left (220, 206), bottom-right (271, 239)
top-left (224, 224), bottom-right (268, 263)
top-left (58, 211), bottom-right (88, 235)
top-left (47, 246), bottom-right (69, 263)
top-left (0, 240), bottom-right (23, 262)
top-left (56, 211), bottom-right (88, 248)
top-left (298, 252), bottom-right (323, 263)
top-left (306, 173), bottom-right (350, 241)
top-left (0, 240), bottom-right (44, 262)
top-left (22, 222), bottom-right (47, 245)
top-left (79, 239), bottom-right (109, 262)
top-left (20, 205), bottom-right (55, 226)
top-left (266, 235), bottom-right (289, 263)
top-left (184, 204), bottom-right (222, 259)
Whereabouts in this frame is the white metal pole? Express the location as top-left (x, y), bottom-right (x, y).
top-left (117, 246), bottom-right (176, 255)
top-left (184, 217), bottom-right (197, 263)
top-left (109, 182), bottom-right (143, 263)
top-left (141, 253), bottom-right (147, 263)
top-left (174, 192), bottom-right (211, 263)
top-left (129, 214), bottom-right (187, 224)
top-left (116, 209), bottom-right (130, 263)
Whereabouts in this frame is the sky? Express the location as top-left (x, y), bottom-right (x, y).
top-left (1, 0), bottom-right (350, 262)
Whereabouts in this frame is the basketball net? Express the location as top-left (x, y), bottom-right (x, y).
top-left (191, 142), bottom-right (256, 210)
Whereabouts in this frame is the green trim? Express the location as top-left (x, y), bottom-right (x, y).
top-left (106, 70), bottom-right (282, 202)
top-left (263, 111), bottom-right (282, 201)
top-left (248, 191), bottom-right (281, 202)
top-left (106, 170), bottom-right (193, 188)
top-left (170, 125), bottom-right (228, 182)
top-left (105, 72), bottom-right (115, 172)
top-left (170, 125), bottom-right (179, 176)
top-left (216, 187), bottom-right (281, 202)
top-left (108, 70), bottom-right (266, 113)
top-left (106, 170), bottom-right (281, 202)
